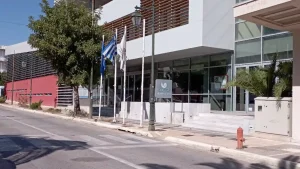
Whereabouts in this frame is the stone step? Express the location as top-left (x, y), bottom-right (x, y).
top-left (185, 119), bottom-right (246, 126)
top-left (194, 113), bottom-right (254, 120)
top-left (182, 123), bottom-right (242, 134)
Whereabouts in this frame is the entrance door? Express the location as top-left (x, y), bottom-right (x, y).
top-left (234, 65), bottom-right (260, 113)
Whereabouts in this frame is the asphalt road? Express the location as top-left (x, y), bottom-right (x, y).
top-left (0, 107), bottom-right (266, 169)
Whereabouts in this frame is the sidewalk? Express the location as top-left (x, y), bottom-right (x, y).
top-left (1, 103), bottom-right (300, 168)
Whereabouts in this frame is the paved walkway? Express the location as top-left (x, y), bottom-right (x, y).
top-left (110, 118), bottom-right (300, 165)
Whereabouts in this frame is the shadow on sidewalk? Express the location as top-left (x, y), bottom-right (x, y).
top-left (0, 135), bottom-right (89, 168)
top-left (196, 156), bottom-right (299, 169)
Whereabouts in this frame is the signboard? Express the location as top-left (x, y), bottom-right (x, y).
top-left (155, 79), bottom-right (172, 99)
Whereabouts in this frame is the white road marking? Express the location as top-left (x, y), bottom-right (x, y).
top-left (98, 135), bottom-right (138, 144)
top-left (95, 143), bottom-right (177, 150)
top-left (52, 135), bottom-right (83, 147)
top-left (122, 134), bottom-right (160, 143)
top-left (79, 135), bottom-right (112, 146)
top-left (0, 138), bottom-right (22, 151)
top-left (2, 115), bottom-right (150, 169)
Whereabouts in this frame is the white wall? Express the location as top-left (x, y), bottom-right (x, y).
top-left (98, 0), bottom-right (140, 25)
top-left (202, 0), bottom-right (235, 50)
top-left (5, 41), bottom-right (36, 55)
top-left (100, 0), bottom-right (234, 61)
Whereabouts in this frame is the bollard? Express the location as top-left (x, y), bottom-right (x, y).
top-left (236, 127), bottom-right (245, 149)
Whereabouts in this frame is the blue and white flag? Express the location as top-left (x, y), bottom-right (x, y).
top-left (103, 35), bottom-right (117, 64)
top-left (100, 39), bottom-right (106, 76)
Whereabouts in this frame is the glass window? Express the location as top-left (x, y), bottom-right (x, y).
top-left (134, 75), bottom-right (141, 101)
top-left (172, 95), bottom-right (188, 103)
top-left (210, 95), bottom-right (231, 111)
top-left (210, 53), bottom-right (232, 66)
top-left (209, 67), bottom-right (231, 94)
top-left (190, 68), bottom-right (208, 94)
top-left (172, 70), bottom-right (189, 94)
top-left (235, 21), bottom-right (261, 40)
top-left (263, 33), bottom-right (293, 61)
top-left (236, 0), bottom-right (248, 4)
top-left (190, 95), bottom-right (209, 103)
top-left (158, 61), bottom-right (172, 72)
top-left (263, 27), bottom-right (282, 35)
top-left (191, 56), bottom-right (208, 68)
top-left (235, 38), bottom-right (261, 64)
top-left (173, 58), bottom-right (189, 70)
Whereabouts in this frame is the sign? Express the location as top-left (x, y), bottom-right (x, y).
top-left (155, 79), bottom-right (172, 99)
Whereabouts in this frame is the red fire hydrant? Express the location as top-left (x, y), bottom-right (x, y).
top-left (236, 127), bottom-right (245, 149)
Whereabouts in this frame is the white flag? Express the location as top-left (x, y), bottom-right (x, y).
top-left (118, 27), bottom-right (127, 71)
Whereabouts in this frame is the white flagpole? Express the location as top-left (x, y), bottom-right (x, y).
top-left (140, 19), bottom-right (146, 127)
top-left (113, 29), bottom-right (118, 123)
top-left (98, 35), bottom-right (104, 120)
top-left (122, 26), bottom-right (127, 125)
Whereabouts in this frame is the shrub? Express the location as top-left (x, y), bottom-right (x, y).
top-left (30, 100), bottom-right (43, 110)
top-left (46, 108), bottom-right (61, 114)
top-left (0, 97), bottom-right (6, 103)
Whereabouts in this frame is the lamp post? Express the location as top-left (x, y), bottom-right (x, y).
top-left (132, 0), bottom-right (155, 131)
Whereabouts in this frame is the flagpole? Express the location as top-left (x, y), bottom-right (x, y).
top-left (99, 35), bottom-right (104, 120)
top-left (122, 26), bottom-right (127, 125)
top-left (113, 29), bottom-right (118, 123)
top-left (140, 19), bottom-right (146, 127)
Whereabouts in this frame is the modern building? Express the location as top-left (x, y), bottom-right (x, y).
top-left (0, 46), bottom-right (7, 73)
top-left (233, 0), bottom-right (300, 143)
top-left (4, 0), bottom-right (295, 133)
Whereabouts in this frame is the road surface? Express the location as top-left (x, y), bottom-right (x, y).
top-left (0, 107), bottom-right (265, 169)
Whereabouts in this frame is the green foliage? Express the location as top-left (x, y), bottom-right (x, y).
top-left (0, 97), bottom-right (6, 103)
top-left (28, 0), bottom-right (111, 113)
top-left (0, 72), bottom-right (7, 86)
top-left (30, 100), bottom-right (43, 110)
top-left (226, 55), bottom-right (292, 98)
top-left (28, 0), bottom-right (110, 88)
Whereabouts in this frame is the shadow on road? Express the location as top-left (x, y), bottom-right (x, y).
top-left (140, 163), bottom-right (178, 169)
top-left (0, 135), bottom-right (89, 168)
top-left (197, 156), bottom-right (300, 169)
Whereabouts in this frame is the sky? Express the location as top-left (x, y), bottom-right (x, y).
top-left (0, 0), bottom-right (53, 46)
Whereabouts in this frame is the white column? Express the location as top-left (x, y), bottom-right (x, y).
top-left (292, 31), bottom-right (300, 141)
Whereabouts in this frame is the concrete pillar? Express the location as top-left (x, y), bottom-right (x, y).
top-left (292, 31), bottom-right (300, 140)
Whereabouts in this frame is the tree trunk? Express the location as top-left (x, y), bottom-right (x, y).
top-left (73, 86), bottom-right (80, 117)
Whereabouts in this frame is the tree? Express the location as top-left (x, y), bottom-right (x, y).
top-left (226, 55), bottom-right (292, 98)
top-left (28, 0), bottom-right (110, 115)
top-left (0, 72), bottom-right (7, 86)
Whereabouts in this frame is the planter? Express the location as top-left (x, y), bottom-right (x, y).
top-left (255, 97), bottom-right (292, 136)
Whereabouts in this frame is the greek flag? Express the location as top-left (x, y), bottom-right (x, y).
top-left (100, 39), bottom-right (106, 76)
top-left (103, 35), bottom-right (117, 64)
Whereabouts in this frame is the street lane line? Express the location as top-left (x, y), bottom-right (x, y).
top-left (95, 143), bottom-right (177, 150)
top-left (78, 135), bottom-right (112, 146)
top-left (2, 115), bottom-right (148, 169)
top-left (122, 134), bottom-right (160, 143)
top-left (98, 135), bottom-right (138, 144)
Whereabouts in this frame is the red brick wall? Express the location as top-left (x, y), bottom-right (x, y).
top-left (6, 75), bottom-right (58, 107)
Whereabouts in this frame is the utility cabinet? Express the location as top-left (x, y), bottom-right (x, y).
top-left (255, 97), bottom-right (292, 136)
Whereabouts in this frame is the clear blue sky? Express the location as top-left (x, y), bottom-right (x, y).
top-left (0, 0), bottom-right (53, 46)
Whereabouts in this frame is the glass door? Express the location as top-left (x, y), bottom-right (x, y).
top-left (234, 65), bottom-right (260, 113)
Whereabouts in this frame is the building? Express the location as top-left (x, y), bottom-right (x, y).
top-left (233, 0), bottom-right (300, 144)
top-left (0, 46), bottom-right (7, 73)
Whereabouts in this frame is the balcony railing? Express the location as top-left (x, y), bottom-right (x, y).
top-left (104, 0), bottom-right (189, 43)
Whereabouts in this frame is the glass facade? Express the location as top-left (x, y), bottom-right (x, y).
top-left (107, 53), bottom-right (233, 111)
top-left (234, 19), bottom-right (293, 112)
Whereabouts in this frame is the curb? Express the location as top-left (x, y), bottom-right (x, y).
top-left (165, 137), bottom-right (300, 169)
top-left (0, 104), bottom-right (152, 137)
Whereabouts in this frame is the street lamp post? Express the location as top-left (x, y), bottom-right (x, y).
top-left (132, 0), bottom-right (155, 131)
